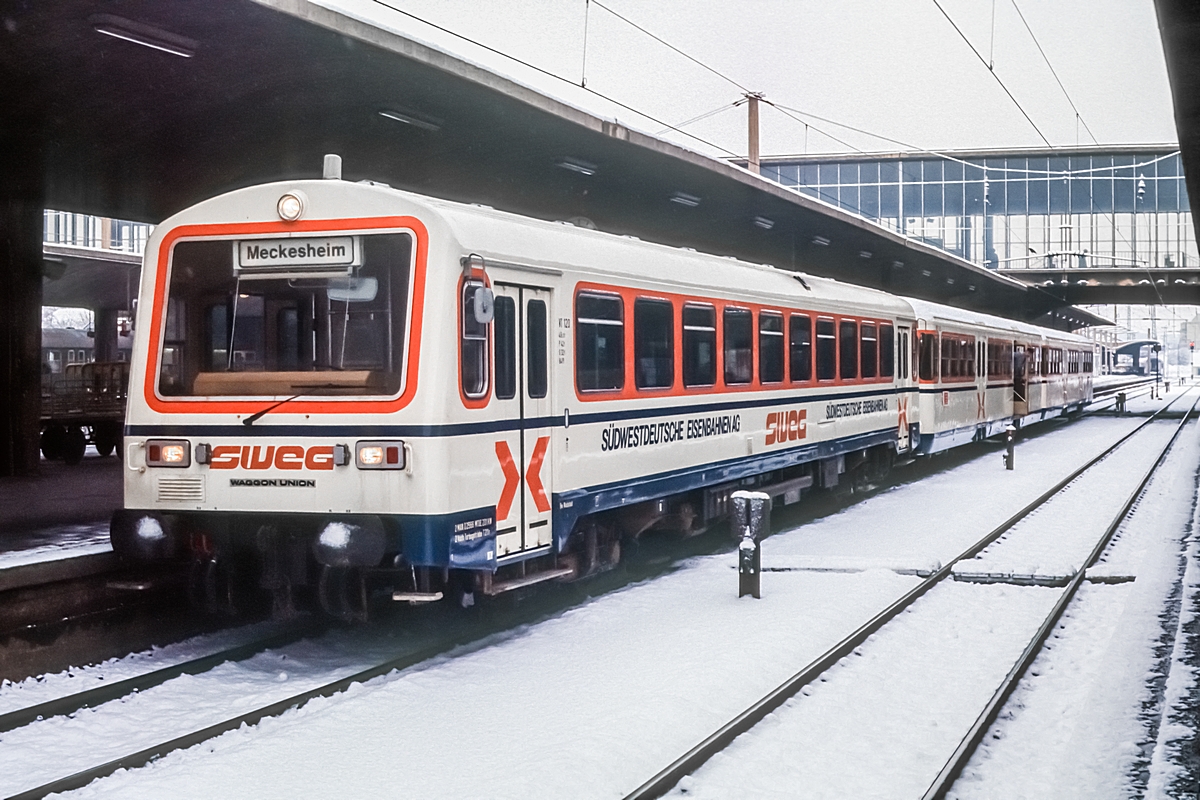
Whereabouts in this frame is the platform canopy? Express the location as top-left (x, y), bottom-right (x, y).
top-left (0, 0), bottom-right (1092, 322)
top-left (1157, 0), bottom-right (1200, 246)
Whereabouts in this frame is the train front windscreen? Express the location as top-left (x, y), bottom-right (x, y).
top-left (156, 232), bottom-right (413, 397)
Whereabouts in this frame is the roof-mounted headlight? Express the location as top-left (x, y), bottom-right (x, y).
top-left (277, 191), bottom-right (306, 222)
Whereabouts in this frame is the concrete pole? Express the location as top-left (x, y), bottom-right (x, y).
top-left (0, 108), bottom-right (44, 476)
top-left (746, 92), bottom-right (763, 175)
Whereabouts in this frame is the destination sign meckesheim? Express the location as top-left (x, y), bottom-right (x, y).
top-left (236, 236), bottom-right (361, 270)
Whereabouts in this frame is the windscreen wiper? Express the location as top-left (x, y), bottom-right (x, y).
top-left (242, 384), bottom-right (348, 426)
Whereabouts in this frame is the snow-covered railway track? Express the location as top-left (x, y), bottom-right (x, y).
top-left (624, 389), bottom-right (1200, 800)
top-left (0, 598), bottom-right (561, 800)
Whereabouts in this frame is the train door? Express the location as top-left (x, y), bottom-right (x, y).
top-left (895, 325), bottom-right (914, 451)
top-left (1013, 343), bottom-right (1028, 416)
top-left (491, 284), bottom-right (554, 559)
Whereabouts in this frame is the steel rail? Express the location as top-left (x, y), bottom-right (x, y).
top-left (0, 619), bottom-right (321, 735)
top-left (3, 604), bottom-right (547, 800)
top-left (4, 389), bottom-right (1180, 800)
top-left (622, 388), bottom-right (1194, 800)
top-left (921, 391), bottom-right (1200, 799)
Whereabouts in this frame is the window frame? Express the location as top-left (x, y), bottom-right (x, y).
top-left (723, 306), bottom-right (754, 386)
top-left (918, 331), bottom-right (938, 382)
top-left (460, 277), bottom-right (491, 403)
top-left (860, 320), bottom-right (878, 379)
top-left (939, 332), bottom-right (976, 383)
top-left (788, 313), bottom-right (813, 384)
top-left (758, 310), bottom-right (785, 384)
top-left (574, 290), bottom-right (626, 394)
top-left (634, 296), bottom-right (675, 391)
top-left (839, 318), bottom-right (859, 381)
top-left (816, 317), bottom-right (837, 381)
top-left (682, 301), bottom-right (718, 389)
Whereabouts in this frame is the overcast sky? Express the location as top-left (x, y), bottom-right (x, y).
top-left (326, 0), bottom-right (1177, 160)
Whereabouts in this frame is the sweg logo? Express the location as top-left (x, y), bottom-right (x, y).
top-left (765, 409), bottom-right (807, 446)
top-left (210, 445), bottom-right (335, 471)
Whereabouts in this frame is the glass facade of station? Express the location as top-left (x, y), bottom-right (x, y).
top-left (760, 148), bottom-right (1196, 272)
top-left (43, 210), bottom-right (150, 254)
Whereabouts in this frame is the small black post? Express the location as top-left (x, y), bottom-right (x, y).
top-left (732, 490), bottom-right (771, 599)
top-left (1004, 424), bottom-right (1016, 471)
top-left (1116, 392), bottom-right (1126, 415)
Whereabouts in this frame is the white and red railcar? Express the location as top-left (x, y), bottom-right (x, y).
top-left (111, 174), bottom-right (1094, 616)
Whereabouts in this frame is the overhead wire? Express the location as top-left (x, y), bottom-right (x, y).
top-left (365, 0), bottom-right (741, 158)
top-left (655, 98), bottom-right (746, 136)
top-left (369, 0), bottom-right (1173, 311)
top-left (929, 0), bottom-right (1053, 148)
top-left (1008, 0), bottom-right (1099, 145)
top-left (588, 0), bottom-right (752, 94)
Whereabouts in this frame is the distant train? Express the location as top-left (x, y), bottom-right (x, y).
top-left (110, 165), bottom-right (1093, 619)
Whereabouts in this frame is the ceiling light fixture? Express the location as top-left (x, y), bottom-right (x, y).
top-left (556, 157), bottom-right (596, 176)
top-left (378, 108), bottom-right (442, 132)
top-left (91, 14), bottom-right (196, 58)
top-left (753, 216), bottom-right (774, 230)
top-left (811, 235), bottom-right (830, 246)
top-left (670, 192), bottom-right (700, 207)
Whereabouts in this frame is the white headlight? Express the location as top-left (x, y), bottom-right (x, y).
top-left (277, 192), bottom-right (305, 221)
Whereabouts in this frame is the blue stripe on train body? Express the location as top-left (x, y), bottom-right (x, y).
top-left (395, 427), bottom-right (895, 568)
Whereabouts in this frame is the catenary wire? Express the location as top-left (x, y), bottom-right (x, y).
top-left (655, 99), bottom-right (746, 136)
top-left (367, 0), bottom-right (1171, 310)
top-left (590, 0), bottom-right (752, 94)
top-left (1009, 0), bottom-right (1100, 146)
top-left (366, 0), bottom-right (741, 158)
top-left (930, 0), bottom-right (1053, 148)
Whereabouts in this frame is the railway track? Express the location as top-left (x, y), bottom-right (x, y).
top-left (0, 569), bottom-right (635, 800)
top-left (0, 385), bottom-right (1181, 797)
top-left (623, 387), bottom-right (1200, 799)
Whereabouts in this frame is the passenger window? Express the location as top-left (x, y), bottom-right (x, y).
top-left (918, 333), bottom-right (937, 381)
top-left (634, 298), bottom-right (674, 389)
top-left (461, 281), bottom-right (489, 398)
top-left (816, 318), bottom-right (836, 380)
top-left (879, 323), bottom-right (894, 378)
top-left (759, 312), bottom-right (784, 383)
top-left (861, 322), bottom-right (877, 379)
top-left (839, 319), bottom-right (858, 380)
top-left (724, 308), bottom-right (753, 385)
top-left (576, 292), bottom-right (624, 391)
top-left (527, 299), bottom-right (548, 398)
top-left (789, 314), bottom-right (812, 382)
top-left (683, 304), bottom-right (716, 387)
top-left (494, 295), bottom-right (516, 400)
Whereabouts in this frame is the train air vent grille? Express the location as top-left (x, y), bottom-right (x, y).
top-left (157, 476), bottom-right (205, 503)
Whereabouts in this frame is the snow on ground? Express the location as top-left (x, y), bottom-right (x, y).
top-left (950, 419), bottom-right (1200, 799)
top-left (1145, 538), bottom-right (1200, 798)
top-left (0, 622), bottom-right (289, 716)
top-left (56, 565), bottom-right (921, 799)
top-left (0, 626), bottom-right (430, 797)
top-left (667, 583), bottom-right (1063, 799)
top-left (10, 396), bottom-right (1189, 799)
top-left (954, 422), bottom-right (1179, 580)
top-left (0, 523), bottom-right (110, 569)
top-left (766, 414), bottom-right (1144, 567)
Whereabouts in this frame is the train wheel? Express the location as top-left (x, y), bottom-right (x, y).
top-left (188, 557), bottom-right (215, 611)
top-left (94, 423), bottom-right (120, 457)
top-left (62, 426), bottom-right (87, 465)
top-left (317, 565), bottom-right (369, 623)
top-left (189, 555), bottom-right (261, 617)
top-left (40, 426), bottom-right (66, 460)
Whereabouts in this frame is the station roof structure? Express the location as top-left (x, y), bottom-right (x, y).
top-left (4, 0), bottom-right (1113, 325)
top-left (1157, 0), bottom-right (1200, 240)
